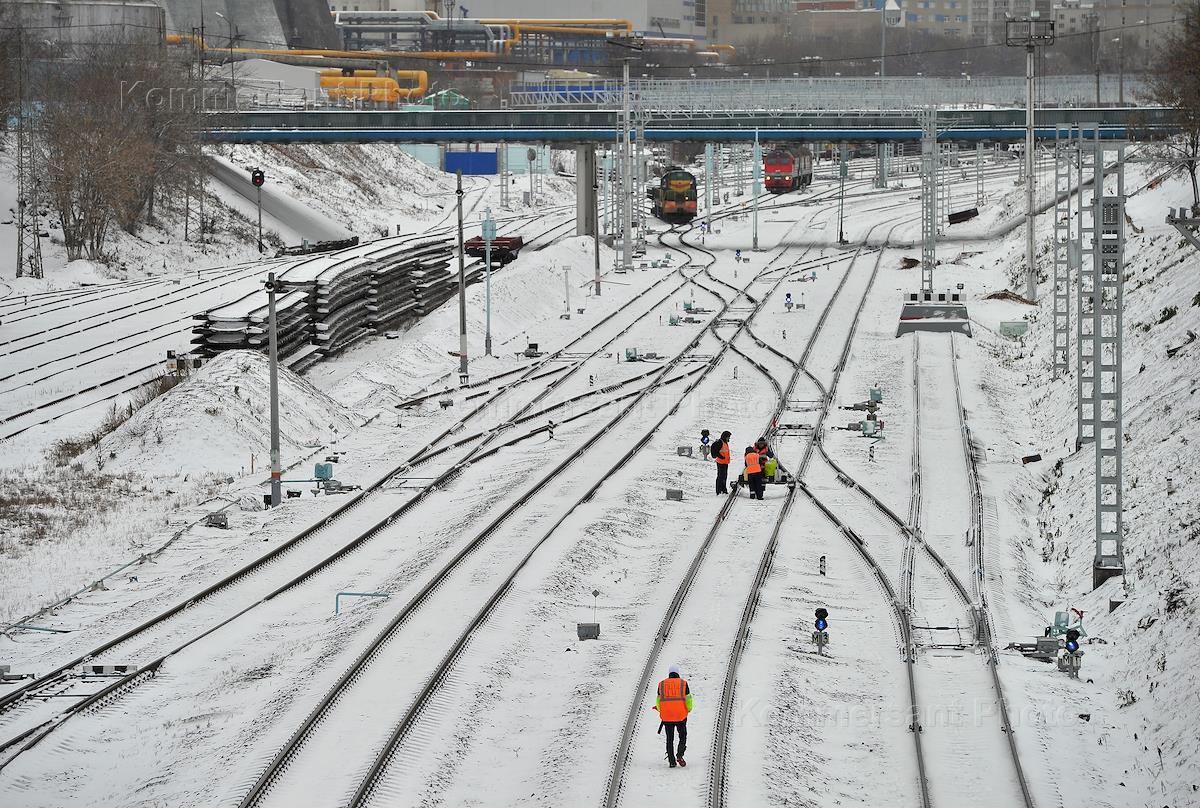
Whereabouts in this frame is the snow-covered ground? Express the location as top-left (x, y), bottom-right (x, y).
top-left (1, 142), bottom-right (1197, 808)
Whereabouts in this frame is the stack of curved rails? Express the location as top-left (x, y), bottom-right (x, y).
top-left (0, 202), bottom-right (574, 443)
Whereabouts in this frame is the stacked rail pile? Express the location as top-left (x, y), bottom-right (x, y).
top-left (368, 237), bottom-right (452, 331)
top-left (191, 285), bottom-right (316, 369)
top-left (191, 236), bottom-right (462, 369)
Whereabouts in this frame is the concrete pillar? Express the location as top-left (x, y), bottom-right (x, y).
top-left (576, 144), bottom-right (598, 236)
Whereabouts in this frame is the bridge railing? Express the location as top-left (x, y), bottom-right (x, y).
top-left (508, 75), bottom-right (1147, 112)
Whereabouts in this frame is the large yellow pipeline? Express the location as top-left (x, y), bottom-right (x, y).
top-left (319, 68), bottom-right (428, 99)
top-left (165, 34), bottom-right (490, 65)
top-left (475, 17), bottom-right (633, 31)
top-left (167, 36), bottom-right (430, 97)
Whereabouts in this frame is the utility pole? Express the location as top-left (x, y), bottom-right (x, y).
top-left (704, 143), bottom-right (714, 234)
top-left (482, 207), bottom-right (496, 356)
top-left (752, 134), bottom-right (762, 250)
top-left (455, 171), bottom-right (469, 384)
top-left (621, 56), bottom-right (634, 270)
top-left (197, 15), bottom-right (207, 249)
top-left (838, 142), bottom-right (848, 245)
top-left (214, 11), bottom-right (235, 108)
top-left (593, 167), bottom-right (602, 296)
top-left (251, 169), bottom-right (265, 253)
top-left (920, 108), bottom-right (938, 295)
top-left (266, 273), bottom-right (282, 507)
top-left (15, 29), bottom-right (44, 280)
top-left (1006, 17), bottom-right (1055, 302)
top-left (1114, 37), bottom-right (1125, 106)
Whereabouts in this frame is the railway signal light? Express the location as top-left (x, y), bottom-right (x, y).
top-left (813, 608), bottom-right (830, 655)
top-left (251, 169), bottom-right (265, 253)
top-left (1058, 628), bottom-right (1083, 678)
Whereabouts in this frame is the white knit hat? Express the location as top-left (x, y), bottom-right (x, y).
top-left (668, 664), bottom-right (681, 676)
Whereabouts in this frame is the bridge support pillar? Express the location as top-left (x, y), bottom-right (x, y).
top-left (576, 145), bottom-right (598, 236)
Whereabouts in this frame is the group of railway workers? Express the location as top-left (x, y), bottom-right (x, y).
top-left (700, 430), bottom-right (776, 499)
top-left (648, 437), bottom-right (778, 767)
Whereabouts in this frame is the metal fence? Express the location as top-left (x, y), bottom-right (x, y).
top-left (509, 75), bottom-right (1148, 112)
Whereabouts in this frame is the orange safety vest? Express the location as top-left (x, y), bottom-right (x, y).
top-left (658, 677), bottom-right (689, 722)
top-left (715, 443), bottom-right (731, 465)
top-left (744, 451), bottom-right (761, 475)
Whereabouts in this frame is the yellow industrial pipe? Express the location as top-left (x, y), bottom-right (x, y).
top-left (166, 34), bottom-right (489, 67)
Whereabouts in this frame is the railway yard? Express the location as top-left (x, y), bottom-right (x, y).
top-left (1, 146), bottom-right (1199, 808)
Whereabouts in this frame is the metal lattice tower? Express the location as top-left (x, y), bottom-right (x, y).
top-left (15, 32), bottom-right (44, 280)
top-left (704, 143), bottom-right (714, 230)
top-left (1075, 125), bottom-right (1098, 448)
top-left (599, 151), bottom-right (609, 235)
top-left (920, 109), bottom-right (938, 294)
top-left (975, 142), bottom-right (984, 208)
top-left (498, 146), bottom-right (510, 209)
top-left (1051, 125), bottom-right (1075, 378)
top-left (533, 145), bottom-right (545, 199)
top-left (937, 142), bottom-right (953, 234)
top-left (1091, 140), bottom-right (1126, 589)
top-left (634, 97), bottom-right (647, 250)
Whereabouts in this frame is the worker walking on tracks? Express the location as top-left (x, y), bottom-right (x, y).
top-left (711, 430), bottom-right (732, 494)
top-left (654, 664), bottom-right (693, 768)
top-left (744, 446), bottom-right (765, 500)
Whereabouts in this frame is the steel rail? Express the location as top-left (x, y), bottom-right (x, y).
top-left (601, 208), bottom-right (844, 808)
top-left (784, 226), bottom-right (933, 808)
top-left (239, 212), bottom-right (756, 808)
top-left (0, 172), bottom-right (852, 782)
top-left (0, 211), bottom-right (725, 767)
top-left (323, 183), bottom-right (854, 808)
top-left (948, 335), bottom-right (1035, 808)
top-left (706, 221), bottom-right (895, 808)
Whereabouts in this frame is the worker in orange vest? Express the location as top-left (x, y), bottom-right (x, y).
top-left (711, 430), bottom-right (732, 494)
top-left (743, 446), bottom-right (765, 499)
top-left (655, 664), bottom-right (693, 767)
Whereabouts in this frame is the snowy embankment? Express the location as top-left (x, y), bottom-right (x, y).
top-left (0, 234), bottom-right (612, 631)
top-left (2, 136), bottom-right (575, 289)
top-left (86, 350), bottom-right (360, 478)
top-left (918, 165), bottom-right (1200, 805)
top-left (1018, 169), bottom-right (1200, 803)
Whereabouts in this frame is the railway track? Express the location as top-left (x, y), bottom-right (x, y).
top-left (788, 324), bottom-right (1033, 806)
top-left (225, 182), bottom-right (859, 808)
top-left (0, 206), bottom-right (576, 441)
top-left (601, 211), bottom-right (889, 807)
top-left (0, 258), bottom-right (711, 768)
top-left (0, 178), bottom-right (920, 807)
top-left (0, 184), bottom-right (838, 780)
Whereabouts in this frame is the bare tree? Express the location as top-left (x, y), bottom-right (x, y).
top-left (37, 38), bottom-right (200, 261)
top-left (1147, 0), bottom-right (1200, 211)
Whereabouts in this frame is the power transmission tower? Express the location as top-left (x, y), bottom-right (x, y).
top-left (919, 108), bottom-right (938, 294)
top-left (1051, 124), bottom-right (1076, 379)
top-left (15, 30), bottom-right (44, 280)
